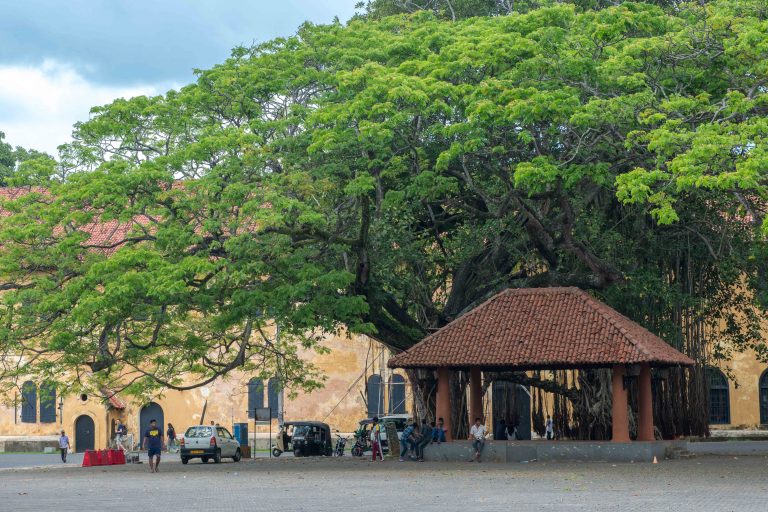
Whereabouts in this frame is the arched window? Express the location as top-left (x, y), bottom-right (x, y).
top-left (759, 370), bottom-right (768, 424)
top-left (267, 378), bottom-right (279, 419)
top-left (388, 375), bottom-right (406, 414)
top-left (707, 368), bottom-right (730, 425)
top-left (20, 381), bottom-right (37, 423)
top-left (39, 381), bottom-right (57, 423)
top-left (247, 378), bottom-right (264, 419)
top-left (367, 375), bottom-right (384, 417)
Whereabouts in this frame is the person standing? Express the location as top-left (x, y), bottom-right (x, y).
top-left (415, 419), bottom-right (432, 462)
top-left (399, 421), bottom-right (417, 461)
top-left (142, 418), bottom-right (164, 473)
top-left (114, 420), bottom-right (127, 450)
top-left (545, 415), bottom-right (554, 440)
top-left (370, 416), bottom-right (384, 462)
top-left (469, 417), bottom-right (487, 462)
top-left (58, 430), bottom-right (70, 463)
top-left (166, 423), bottom-right (176, 452)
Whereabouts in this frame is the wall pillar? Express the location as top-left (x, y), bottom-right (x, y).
top-left (469, 367), bottom-right (483, 424)
top-left (637, 363), bottom-right (654, 441)
top-left (436, 367), bottom-right (453, 442)
top-left (611, 365), bottom-right (630, 442)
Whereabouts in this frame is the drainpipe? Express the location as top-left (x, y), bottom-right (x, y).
top-left (276, 324), bottom-right (284, 429)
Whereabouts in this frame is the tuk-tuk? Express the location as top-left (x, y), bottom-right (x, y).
top-left (272, 421), bottom-right (333, 457)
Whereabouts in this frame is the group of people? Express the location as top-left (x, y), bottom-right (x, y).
top-left (368, 416), bottom-right (489, 463)
top-left (368, 415), bottom-right (561, 463)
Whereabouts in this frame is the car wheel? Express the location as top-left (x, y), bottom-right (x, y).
top-left (272, 448), bottom-right (282, 457)
top-left (201, 457), bottom-right (209, 464)
top-left (214, 449), bottom-right (222, 464)
top-left (233, 449), bottom-right (241, 462)
top-left (293, 448), bottom-right (302, 457)
top-left (181, 457), bottom-right (189, 465)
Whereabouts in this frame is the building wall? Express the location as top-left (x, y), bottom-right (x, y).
top-left (0, 333), bottom-right (410, 450)
top-left (712, 348), bottom-right (767, 429)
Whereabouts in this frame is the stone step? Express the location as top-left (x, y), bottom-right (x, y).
top-left (668, 447), bottom-right (695, 459)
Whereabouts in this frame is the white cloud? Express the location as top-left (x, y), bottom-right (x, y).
top-left (0, 59), bottom-right (172, 155)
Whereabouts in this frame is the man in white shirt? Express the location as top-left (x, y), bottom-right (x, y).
top-left (58, 430), bottom-right (70, 463)
top-left (468, 417), bottom-right (487, 462)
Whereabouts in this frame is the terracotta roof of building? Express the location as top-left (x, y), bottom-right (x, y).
top-left (388, 287), bottom-right (694, 370)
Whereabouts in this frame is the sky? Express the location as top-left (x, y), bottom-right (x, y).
top-left (0, 0), bottom-right (357, 155)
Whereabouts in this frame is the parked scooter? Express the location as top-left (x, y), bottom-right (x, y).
top-left (351, 430), bottom-right (369, 457)
top-left (333, 431), bottom-right (348, 456)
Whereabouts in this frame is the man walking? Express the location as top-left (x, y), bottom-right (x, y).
top-left (142, 418), bottom-right (164, 473)
top-left (115, 420), bottom-right (127, 450)
top-left (58, 430), bottom-right (70, 463)
top-left (469, 417), bottom-right (487, 462)
top-left (370, 416), bottom-right (384, 462)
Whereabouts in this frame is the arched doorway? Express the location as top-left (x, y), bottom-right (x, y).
top-left (139, 402), bottom-right (164, 444)
top-left (74, 415), bottom-right (95, 452)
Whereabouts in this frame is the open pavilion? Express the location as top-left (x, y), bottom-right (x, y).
top-left (388, 287), bottom-right (694, 447)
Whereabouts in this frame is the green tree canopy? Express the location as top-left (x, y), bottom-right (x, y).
top-left (0, 131), bottom-right (55, 186)
top-left (0, 1), bottom-right (766, 410)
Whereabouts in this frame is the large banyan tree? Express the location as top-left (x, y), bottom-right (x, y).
top-left (1, 0), bottom-right (767, 436)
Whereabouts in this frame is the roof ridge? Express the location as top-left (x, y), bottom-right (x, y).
top-left (571, 288), bottom-right (653, 359)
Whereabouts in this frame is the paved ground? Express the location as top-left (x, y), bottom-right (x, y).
top-left (0, 450), bottom-right (284, 470)
top-left (0, 453), bottom-right (84, 469)
top-left (1, 455), bottom-right (766, 511)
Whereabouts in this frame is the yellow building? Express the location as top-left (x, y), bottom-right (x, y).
top-left (0, 334), bottom-right (409, 452)
top-left (709, 348), bottom-right (768, 430)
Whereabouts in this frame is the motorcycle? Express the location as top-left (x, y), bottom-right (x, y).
top-left (333, 431), bottom-right (348, 456)
top-left (351, 435), bottom-right (367, 457)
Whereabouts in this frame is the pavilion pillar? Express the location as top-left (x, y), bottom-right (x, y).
top-left (436, 366), bottom-right (453, 442)
top-left (637, 363), bottom-right (654, 441)
top-left (611, 365), bottom-right (630, 442)
top-left (469, 367), bottom-right (483, 424)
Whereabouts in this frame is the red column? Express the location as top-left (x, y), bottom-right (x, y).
top-left (611, 365), bottom-right (630, 442)
top-left (436, 367), bottom-right (453, 442)
top-left (469, 367), bottom-right (483, 424)
top-left (637, 363), bottom-right (654, 441)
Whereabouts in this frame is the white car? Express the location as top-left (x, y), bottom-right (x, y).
top-left (179, 425), bottom-right (242, 464)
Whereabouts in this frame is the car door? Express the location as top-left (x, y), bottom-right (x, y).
top-left (217, 427), bottom-right (234, 457)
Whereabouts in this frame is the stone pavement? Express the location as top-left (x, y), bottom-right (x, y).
top-left (0, 455), bottom-right (766, 512)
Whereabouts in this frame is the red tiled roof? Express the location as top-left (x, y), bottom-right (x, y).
top-left (100, 388), bottom-right (127, 409)
top-left (388, 287), bottom-right (694, 369)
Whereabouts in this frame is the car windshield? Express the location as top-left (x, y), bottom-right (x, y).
top-left (185, 426), bottom-right (213, 438)
top-left (292, 425), bottom-right (311, 437)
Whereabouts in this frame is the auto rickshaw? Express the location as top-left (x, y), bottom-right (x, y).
top-left (272, 421), bottom-right (333, 457)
